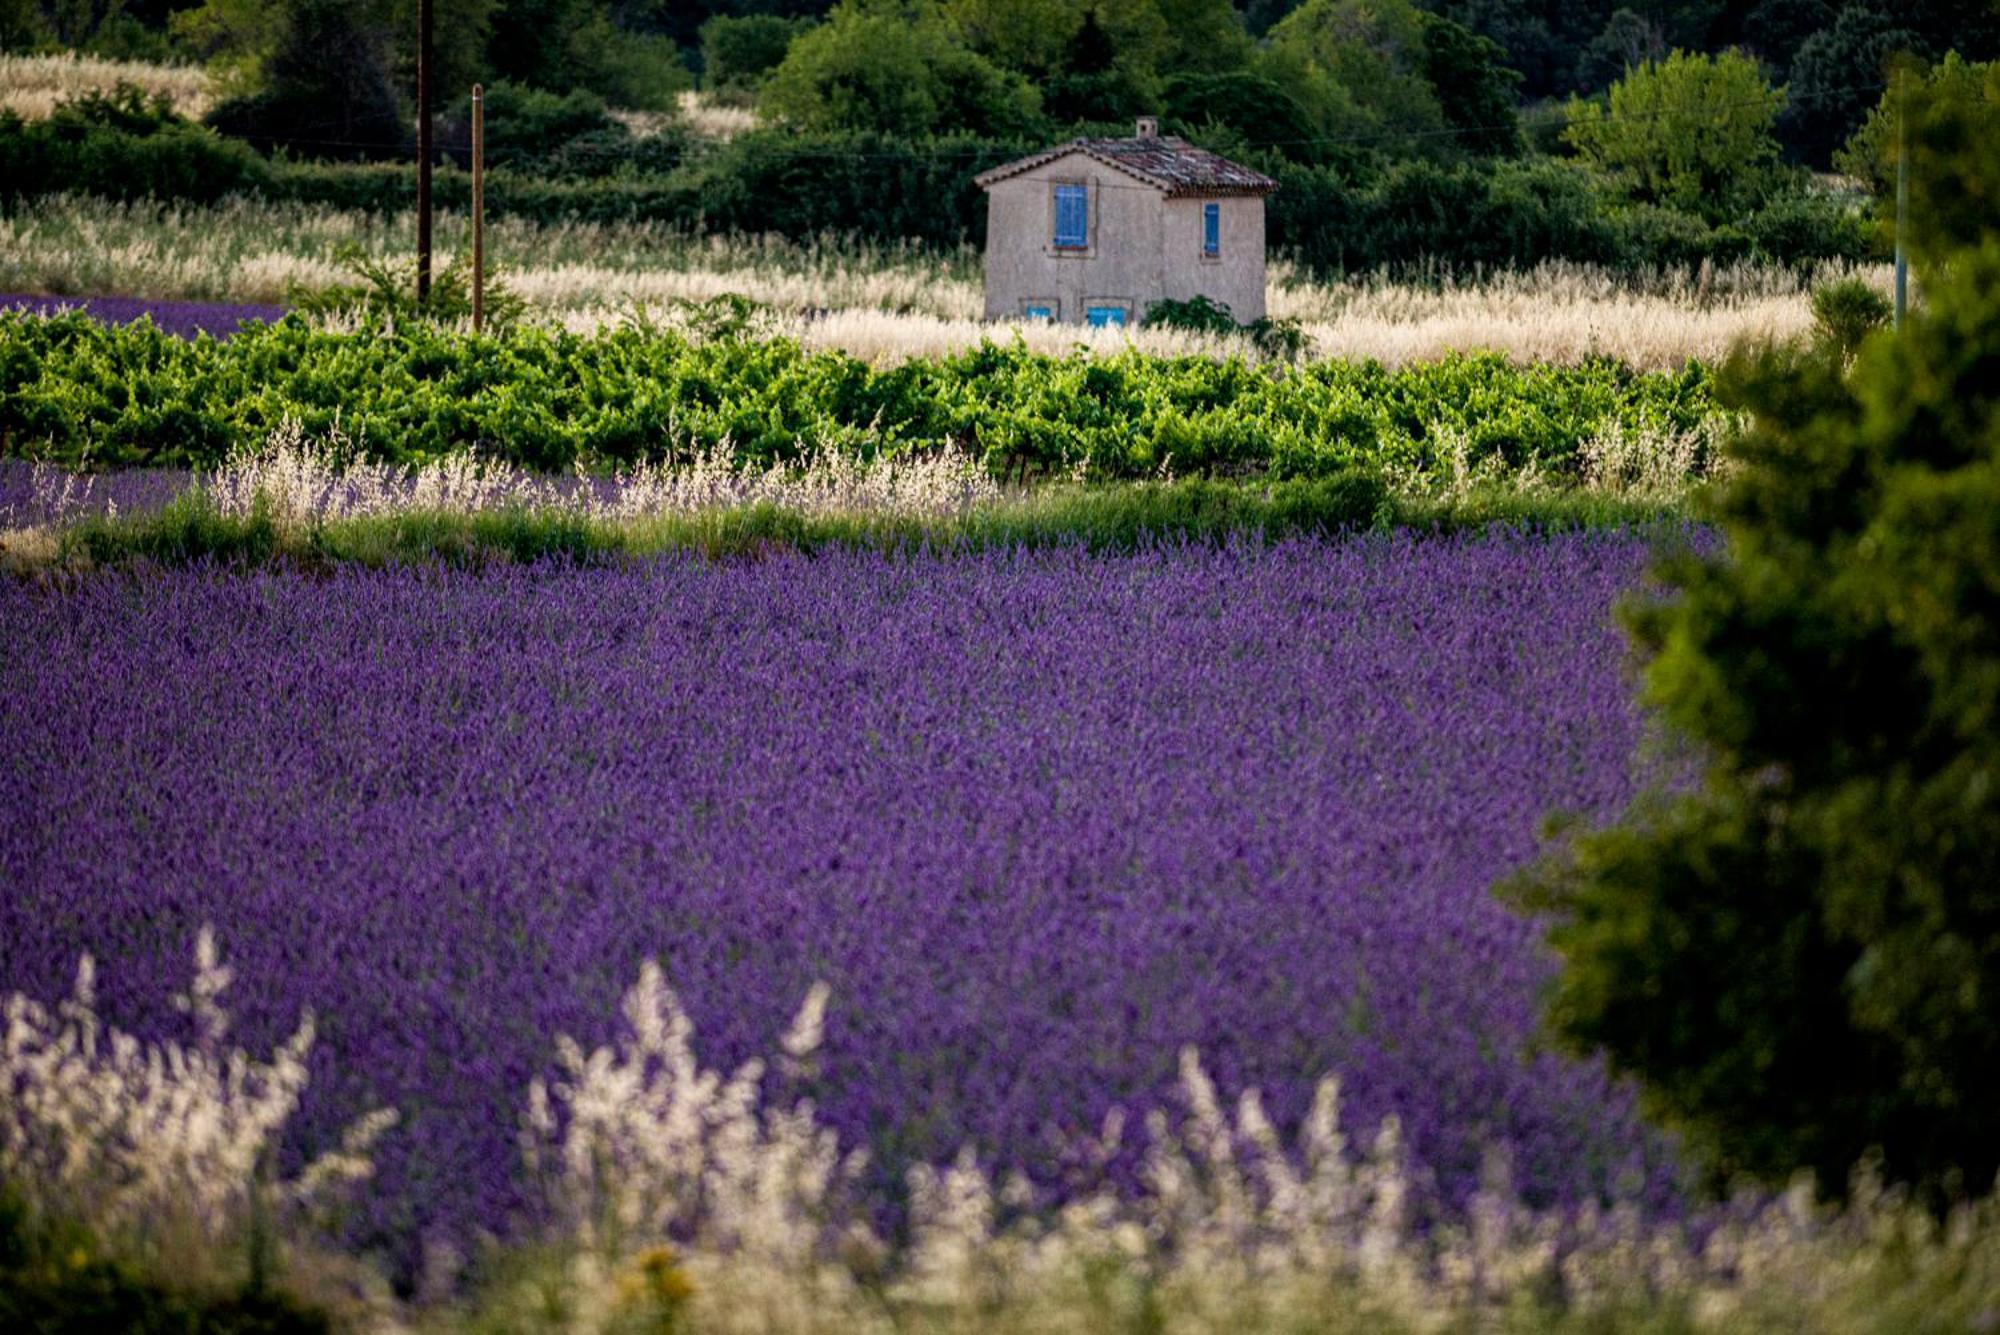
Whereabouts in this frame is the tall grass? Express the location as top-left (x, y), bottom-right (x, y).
top-left (0, 419), bottom-right (1720, 572)
top-left (0, 195), bottom-right (1885, 369)
top-left (0, 52), bottom-right (215, 121)
top-left (7, 932), bottom-right (1998, 1334)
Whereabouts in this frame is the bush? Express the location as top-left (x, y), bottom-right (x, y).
top-left (1503, 134), bottom-right (2000, 1201)
top-left (287, 247), bottom-right (529, 331)
top-left (0, 89), bottom-right (272, 206)
top-left (443, 81), bottom-right (616, 167)
top-left (433, 82), bottom-right (688, 181)
top-left (1810, 277), bottom-right (1892, 356)
top-left (1741, 191), bottom-right (1874, 266)
top-left (1143, 296), bottom-right (1310, 361)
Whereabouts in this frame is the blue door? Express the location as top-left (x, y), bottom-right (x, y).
top-left (1086, 305), bottom-right (1126, 329)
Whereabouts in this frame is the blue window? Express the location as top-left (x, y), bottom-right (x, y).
top-left (1203, 202), bottom-right (1220, 256)
top-left (1086, 305), bottom-right (1127, 329)
top-left (1022, 303), bottom-right (1053, 321)
top-left (1053, 184), bottom-right (1088, 248)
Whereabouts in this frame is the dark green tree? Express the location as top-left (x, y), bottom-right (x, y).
top-left (1419, 10), bottom-right (1523, 157)
top-left (1738, 0), bottom-right (1833, 82)
top-left (700, 13), bottom-right (813, 90)
top-left (1783, 5), bottom-right (1926, 166)
top-left (1043, 7), bottom-right (1164, 126)
top-left (1578, 8), bottom-right (1665, 93)
top-left (485, 0), bottom-right (689, 109)
top-left (203, 0), bottom-right (407, 159)
top-left (1160, 70), bottom-right (1321, 160)
top-left (1506, 86), bottom-right (2000, 1202)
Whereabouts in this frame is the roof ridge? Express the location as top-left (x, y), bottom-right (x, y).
top-left (973, 135), bottom-right (1278, 197)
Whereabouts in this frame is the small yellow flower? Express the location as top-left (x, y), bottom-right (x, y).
top-left (614, 1244), bottom-right (695, 1324)
top-left (637, 1245), bottom-right (696, 1304)
top-left (67, 1246), bottom-right (90, 1270)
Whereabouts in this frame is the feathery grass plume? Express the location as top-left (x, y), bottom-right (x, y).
top-left (668, 90), bottom-right (759, 140)
top-left (200, 419), bottom-right (1000, 529)
top-left (517, 963), bottom-right (874, 1334)
top-left (497, 972), bottom-right (2000, 1332)
top-left (0, 926), bottom-right (395, 1289)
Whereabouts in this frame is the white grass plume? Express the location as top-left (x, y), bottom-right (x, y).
top-left (0, 926), bottom-right (395, 1277)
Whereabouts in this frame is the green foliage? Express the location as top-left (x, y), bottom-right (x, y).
top-left (1564, 49), bottom-right (1787, 224)
top-left (286, 246), bottom-right (528, 330)
top-left (1784, 6), bottom-right (1926, 167)
top-left (941, 0), bottom-right (1082, 77)
top-left (484, 0), bottom-right (690, 109)
top-left (1159, 70), bottom-right (1322, 164)
top-left (0, 87), bottom-right (270, 204)
top-left (700, 13), bottom-right (813, 91)
top-left (1502, 128), bottom-right (2000, 1201)
top-left (1264, 0), bottom-right (1450, 156)
top-left (431, 81), bottom-right (686, 180)
top-left (762, 0), bottom-right (1043, 138)
top-left (0, 1185), bottom-right (331, 1334)
top-left (0, 312), bottom-right (1717, 484)
top-left (0, 92), bottom-right (1869, 275)
top-left (1141, 295), bottom-right (1310, 362)
top-left (1418, 10), bottom-right (1524, 158)
top-left (1836, 56), bottom-right (1997, 200)
top-left (201, 0), bottom-right (409, 161)
top-left (1809, 277), bottom-right (1890, 357)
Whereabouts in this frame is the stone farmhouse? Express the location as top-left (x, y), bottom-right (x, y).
top-left (974, 117), bottom-right (1279, 328)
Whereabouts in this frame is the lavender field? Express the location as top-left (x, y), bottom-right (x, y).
top-left (0, 533), bottom-right (1685, 1268)
top-left (0, 293), bottom-right (284, 338)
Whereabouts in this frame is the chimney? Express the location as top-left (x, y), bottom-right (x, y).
top-left (1136, 116), bottom-right (1159, 140)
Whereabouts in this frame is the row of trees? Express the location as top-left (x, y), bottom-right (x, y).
top-left (8, 0), bottom-right (2000, 169)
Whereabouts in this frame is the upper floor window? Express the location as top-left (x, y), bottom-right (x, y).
top-left (1203, 202), bottom-right (1220, 257)
top-left (1054, 184), bottom-right (1089, 249)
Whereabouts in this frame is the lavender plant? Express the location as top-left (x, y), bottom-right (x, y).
top-left (0, 535), bottom-right (1683, 1273)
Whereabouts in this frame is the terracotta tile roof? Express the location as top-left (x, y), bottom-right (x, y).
top-left (974, 135), bottom-right (1278, 197)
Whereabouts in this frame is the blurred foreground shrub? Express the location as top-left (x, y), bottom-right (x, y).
top-left (1506, 88), bottom-right (2000, 1202)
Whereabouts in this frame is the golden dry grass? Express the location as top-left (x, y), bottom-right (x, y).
top-left (671, 89), bottom-right (759, 139)
top-left (0, 51), bottom-right (214, 120)
top-left (1, 195), bottom-right (1882, 370)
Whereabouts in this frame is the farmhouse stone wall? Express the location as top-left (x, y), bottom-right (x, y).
top-left (981, 152), bottom-right (1268, 326)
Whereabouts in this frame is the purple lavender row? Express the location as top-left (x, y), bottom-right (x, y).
top-left (0, 294), bottom-right (285, 340)
top-left (0, 533), bottom-right (1686, 1268)
top-left (0, 458), bottom-right (191, 525)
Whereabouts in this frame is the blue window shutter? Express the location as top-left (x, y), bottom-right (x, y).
top-left (1086, 305), bottom-right (1125, 328)
top-left (1204, 203), bottom-right (1220, 255)
top-left (1054, 185), bottom-right (1088, 247)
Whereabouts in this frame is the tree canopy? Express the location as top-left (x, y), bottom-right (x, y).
top-left (1564, 49), bottom-right (1786, 222)
top-left (1506, 82), bottom-right (2000, 1202)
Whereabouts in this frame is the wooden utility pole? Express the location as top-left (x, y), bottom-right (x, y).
top-left (472, 83), bottom-right (485, 332)
top-left (417, 0), bottom-right (435, 305)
